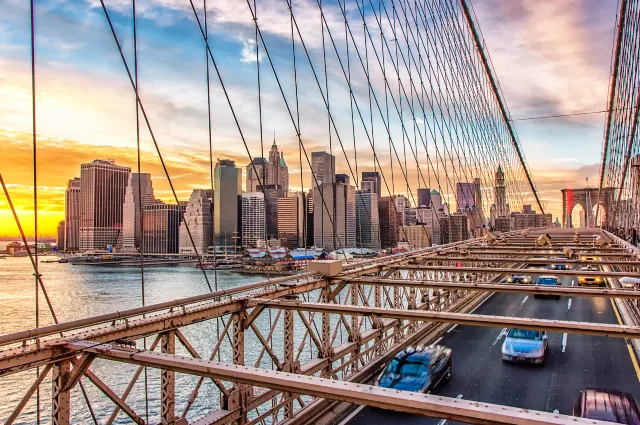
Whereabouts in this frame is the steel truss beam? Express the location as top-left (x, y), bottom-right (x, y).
top-left (341, 278), bottom-right (640, 299)
top-left (394, 265), bottom-right (640, 278)
top-left (255, 300), bottom-right (640, 339)
top-left (420, 257), bottom-right (640, 267)
top-left (65, 341), bottom-right (609, 425)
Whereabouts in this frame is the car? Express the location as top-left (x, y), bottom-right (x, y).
top-left (578, 265), bottom-right (606, 287)
top-left (507, 274), bottom-right (531, 284)
top-left (534, 275), bottom-right (561, 298)
top-left (572, 388), bottom-right (640, 423)
top-left (551, 257), bottom-right (569, 270)
top-left (501, 329), bottom-right (548, 364)
top-left (377, 345), bottom-right (452, 393)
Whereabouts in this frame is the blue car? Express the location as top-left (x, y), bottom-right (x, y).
top-left (501, 329), bottom-right (548, 365)
top-left (534, 275), bottom-right (561, 299)
top-left (377, 345), bottom-right (452, 393)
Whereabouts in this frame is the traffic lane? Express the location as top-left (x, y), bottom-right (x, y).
top-left (346, 272), bottom-right (640, 425)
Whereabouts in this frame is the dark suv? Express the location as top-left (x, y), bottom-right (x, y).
top-left (573, 388), bottom-right (640, 424)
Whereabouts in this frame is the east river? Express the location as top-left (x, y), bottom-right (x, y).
top-left (0, 257), bottom-right (320, 424)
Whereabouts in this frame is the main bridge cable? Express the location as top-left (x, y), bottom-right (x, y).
top-left (460, 0), bottom-right (547, 223)
top-left (98, 1), bottom-right (214, 292)
top-left (184, 1), bottom-right (352, 261)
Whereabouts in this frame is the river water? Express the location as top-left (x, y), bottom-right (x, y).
top-left (0, 257), bottom-right (320, 424)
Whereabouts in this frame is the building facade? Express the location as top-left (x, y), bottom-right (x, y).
top-left (79, 160), bottom-right (130, 252)
top-left (440, 212), bottom-right (469, 244)
top-left (378, 196), bottom-right (398, 249)
top-left (143, 202), bottom-right (183, 254)
top-left (361, 171), bottom-right (381, 197)
top-left (64, 177), bottom-right (81, 251)
top-left (398, 225), bottom-right (431, 249)
top-left (215, 159), bottom-right (242, 247)
top-left (313, 179), bottom-right (355, 250)
top-left (456, 182), bottom-right (476, 211)
top-left (257, 184), bottom-right (283, 239)
top-left (278, 192), bottom-right (305, 249)
top-left (246, 139), bottom-right (289, 193)
top-left (494, 165), bottom-right (508, 218)
top-left (311, 152), bottom-right (336, 187)
top-left (355, 191), bottom-right (380, 249)
top-left (417, 206), bottom-right (441, 245)
top-left (417, 188), bottom-right (431, 208)
top-left (179, 189), bottom-right (213, 254)
top-left (121, 173), bottom-right (155, 252)
top-left (57, 221), bottom-right (65, 250)
top-left (241, 192), bottom-right (266, 248)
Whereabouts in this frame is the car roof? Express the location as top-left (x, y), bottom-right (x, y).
top-left (583, 388), bottom-right (640, 423)
top-left (538, 275), bottom-right (557, 279)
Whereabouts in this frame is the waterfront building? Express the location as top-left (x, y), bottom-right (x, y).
top-left (179, 189), bottom-right (213, 254)
top-left (143, 202), bottom-right (184, 254)
top-left (79, 160), bottom-right (130, 252)
top-left (246, 138), bottom-right (289, 193)
top-left (361, 171), bottom-right (381, 197)
top-left (64, 177), bottom-right (81, 251)
top-left (306, 188), bottom-right (314, 248)
top-left (241, 192), bottom-right (266, 248)
top-left (355, 191), bottom-right (380, 249)
top-left (398, 225), bottom-right (431, 249)
top-left (121, 173), bottom-right (155, 252)
top-left (257, 184), bottom-right (283, 239)
top-left (57, 221), bottom-right (65, 250)
top-left (378, 196), bottom-right (398, 249)
top-left (314, 176), bottom-right (355, 250)
top-left (278, 192), bottom-right (305, 249)
top-left (215, 159), bottom-right (242, 247)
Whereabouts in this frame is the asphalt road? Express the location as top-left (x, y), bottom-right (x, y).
top-left (345, 265), bottom-right (640, 425)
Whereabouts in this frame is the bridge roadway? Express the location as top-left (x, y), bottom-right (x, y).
top-left (345, 265), bottom-right (640, 425)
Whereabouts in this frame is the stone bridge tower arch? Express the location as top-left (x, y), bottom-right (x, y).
top-left (561, 188), bottom-right (614, 228)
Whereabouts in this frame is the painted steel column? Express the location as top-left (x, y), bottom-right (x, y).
top-left (161, 330), bottom-right (176, 425)
top-left (349, 282), bottom-right (360, 373)
top-left (320, 287), bottom-right (333, 378)
top-left (52, 360), bottom-right (71, 425)
top-left (229, 312), bottom-right (247, 425)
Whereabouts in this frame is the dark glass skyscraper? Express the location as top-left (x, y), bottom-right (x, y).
top-left (214, 159), bottom-right (242, 247)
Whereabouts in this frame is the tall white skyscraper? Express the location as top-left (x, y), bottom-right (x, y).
top-left (241, 192), bottom-right (266, 248)
top-left (79, 160), bottom-right (130, 252)
top-left (314, 178), bottom-right (355, 250)
top-left (64, 177), bottom-right (81, 251)
top-left (311, 151), bottom-right (336, 187)
top-left (121, 173), bottom-right (155, 252)
top-left (179, 189), bottom-right (213, 254)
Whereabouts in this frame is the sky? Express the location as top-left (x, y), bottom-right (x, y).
top-left (0, 0), bottom-right (620, 237)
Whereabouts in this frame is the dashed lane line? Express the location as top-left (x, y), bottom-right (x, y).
top-left (521, 296), bottom-right (528, 305)
top-left (562, 333), bottom-right (568, 353)
top-left (493, 328), bottom-right (507, 345)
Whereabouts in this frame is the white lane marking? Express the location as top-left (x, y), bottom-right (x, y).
top-left (338, 405), bottom-right (365, 425)
top-left (521, 296), bottom-right (528, 305)
top-left (571, 279), bottom-right (575, 287)
top-left (438, 395), bottom-right (463, 425)
top-left (433, 336), bottom-right (444, 345)
top-left (568, 298), bottom-right (572, 310)
top-left (493, 328), bottom-right (507, 345)
top-left (562, 333), bottom-right (568, 352)
top-left (447, 324), bottom-right (459, 333)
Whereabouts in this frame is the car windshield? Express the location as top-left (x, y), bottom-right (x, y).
top-left (538, 277), bottom-right (557, 285)
top-left (507, 329), bottom-right (541, 340)
top-left (386, 354), bottom-right (430, 378)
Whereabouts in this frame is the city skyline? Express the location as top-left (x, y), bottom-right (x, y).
top-left (0, 0), bottom-right (620, 237)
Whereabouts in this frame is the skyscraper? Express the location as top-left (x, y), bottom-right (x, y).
top-left (440, 212), bottom-right (469, 244)
top-left (179, 189), bottom-right (213, 254)
top-left (417, 206), bottom-right (441, 245)
top-left (430, 189), bottom-right (443, 211)
top-left (143, 202), bottom-right (184, 254)
top-left (257, 184), bottom-right (283, 239)
top-left (355, 191), bottom-right (380, 249)
top-left (314, 177), bottom-right (355, 250)
top-left (311, 151), bottom-right (336, 187)
top-left (494, 165), bottom-right (508, 217)
top-left (57, 221), bottom-right (65, 250)
top-left (456, 182), bottom-right (476, 211)
top-left (79, 160), bottom-right (130, 251)
top-left (246, 138), bottom-right (289, 193)
top-left (361, 171), bottom-right (381, 197)
top-left (64, 177), bottom-right (81, 251)
top-left (241, 192), bottom-right (266, 248)
top-left (378, 196), bottom-right (398, 248)
top-left (121, 173), bottom-right (155, 252)
top-left (394, 195), bottom-right (410, 226)
top-left (278, 192), bottom-right (305, 249)
top-left (417, 188), bottom-right (431, 207)
top-left (215, 159), bottom-right (242, 247)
